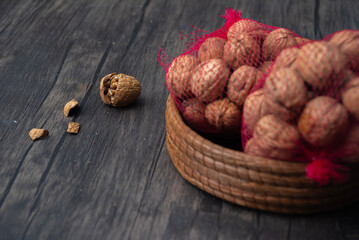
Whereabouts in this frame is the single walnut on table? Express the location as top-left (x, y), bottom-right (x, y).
top-left (100, 73), bottom-right (142, 107)
top-left (198, 37), bottom-right (226, 62)
top-left (298, 96), bottom-right (349, 147)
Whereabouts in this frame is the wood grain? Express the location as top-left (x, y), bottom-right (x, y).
top-left (0, 0), bottom-right (358, 239)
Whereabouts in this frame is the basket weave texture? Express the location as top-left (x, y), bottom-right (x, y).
top-left (165, 95), bottom-right (359, 214)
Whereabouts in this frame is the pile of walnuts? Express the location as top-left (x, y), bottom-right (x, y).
top-left (166, 19), bottom-right (309, 135)
top-left (243, 30), bottom-right (359, 163)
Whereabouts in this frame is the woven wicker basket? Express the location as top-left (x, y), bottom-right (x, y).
top-left (165, 95), bottom-right (359, 214)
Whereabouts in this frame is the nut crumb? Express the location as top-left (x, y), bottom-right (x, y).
top-left (64, 99), bottom-right (79, 116)
top-left (29, 128), bottom-right (49, 141)
top-left (67, 122), bottom-right (80, 134)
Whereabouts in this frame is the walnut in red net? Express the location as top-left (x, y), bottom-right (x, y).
top-left (262, 28), bottom-right (298, 61)
top-left (262, 68), bottom-right (308, 121)
top-left (198, 37), bottom-right (226, 62)
top-left (271, 48), bottom-right (299, 71)
top-left (298, 96), bottom-right (349, 147)
top-left (182, 99), bottom-right (207, 129)
top-left (223, 33), bottom-right (261, 69)
top-left (341, 77), bottom-right (359, 121)
top-left (243, 89), bottom-right (265, 136)
top-left (259, 61), bottom-right (273, 75)
top-left (295, 37), bottom-right (311, 46)
top-left (190, 59), bottom-right (230, 102)
top-left (100, 73), bottom-right (142, 107)
top-left (227, 65), bottom-right (263, 107)
top-left (245, 115), bottom-right (301, 161)
top-left (335, 124), bottom-right (359, 163)
top-left (329, 30), bottom-right (359, 71)
top-left (227, 19), bottom-right (267, 42)
top-left (205, 98), bottom-right (241, 131)
top-left (295, 41), bottom-right (347, 91)
top-left (166, 55), bottom-right (199, 98)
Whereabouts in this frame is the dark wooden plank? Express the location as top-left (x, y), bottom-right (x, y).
top-left (0, 0), bottom-right (358, 239)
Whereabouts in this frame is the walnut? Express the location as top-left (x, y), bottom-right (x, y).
top-left (63, 99), bottom-right (79, 117)
top-left (182, 99), bottom-right (207, 129)
top-left (166, 55), bottom-right (199, 98)
top-left (67, 122), bottom-right (80, 134)
top-left (223, 33), bottom-right (261, 69)
top-left (243, 89), bottom-right (265, 136)
top-left (259, 61), bottom-right (273, 75)
top-left (205, 98), bottom-right (241, 131)
top-left (29, 128), bottom-right (49, 141)
top-left (227, 65), bottom-right (263, 107)
top-left (190, 59), bottom-right (230, 102)
top-left (298, 96), bottom-right (349, 147)
top-left (262, 68), bottom-right (308, 121)
top-left (295, 37), bottom-right (311, 45)
top-left (271, 47), bottom-right (299, 71)
top-left (335, 124), bottom-right (359, 163)
top-left (295, 41), bottom-right (347, 90)
top-left (341, 77), bottom-right (359, 121)
top-left (245, 115), bottom-right (301, 161)
top-left (198, 37), bottom-right (226, 62)
top-left (329, 30), bottom-right (359, 71)
top-left (100, 73), bottom-right (142, 107)
top-left (262, 28), bottom-right (298, 61)
top-left (227, 19), bottom-right (267, 42)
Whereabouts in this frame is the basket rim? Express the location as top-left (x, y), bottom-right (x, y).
top-left (166, 95), bottom-right (309, 174)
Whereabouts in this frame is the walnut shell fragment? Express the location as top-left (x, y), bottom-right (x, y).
top-left (64, 99), bottom-right (79, 117)
top-left (100, 73), bottom-right (142, 107)
top-left (67, 122), bottom-right (80, 134)
top-left (29, 128), bottom-right (49, 141)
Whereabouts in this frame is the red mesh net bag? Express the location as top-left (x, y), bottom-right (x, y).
top-left (158, 9), bottom-right (307, 139)
top-left (242, 29), bottom-right (359, 185)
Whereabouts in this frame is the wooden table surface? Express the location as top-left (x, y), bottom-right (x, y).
top-left (1, 0), bottom-right (359, 239)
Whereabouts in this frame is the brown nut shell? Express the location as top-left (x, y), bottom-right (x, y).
top-left (341, 77), bottom-right (359, 121)
top-left (100, 73), bottom-right (142, 107)
top-left (227, 19), bottom-right (267, 42)
top-left (190, 59), bottom-right (230, 102)
top-left (227, 65), bottom-right (264, 107)
top-left (259, 61), bottom-right (273, 75)
top-left (64, 99), bottom-right (79, 117)
top-left (262, 68), bottom-right (307, 121)
top-left (298, 96), bottom-right (349, 147)
top-left (335, 124), bottom-right (359, 163)
top-left (166, 55), bottom-right (199, 98)
top-left (262, 28), bottom-right (298, 61)
top-left (182, 99), bottom-right (207, 128)
top-left (29, 128), bottom-right (49, 141)
top-left (295, 41), bottom-right (347, 90)
top-left (205, 98), bottom-right (241, 131)
top-left (198, 37), bottom-right (226, 62)
top-left (329, 30), bottom-right (359, 71)
top-left (223, 33), bottom-right (261, 69)
top-left (271, 48), bottom-right (299, 71)
top-left (246, 115), bottom-right (301, 161)
top-left (243, 89), bottom-right (265, 136)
